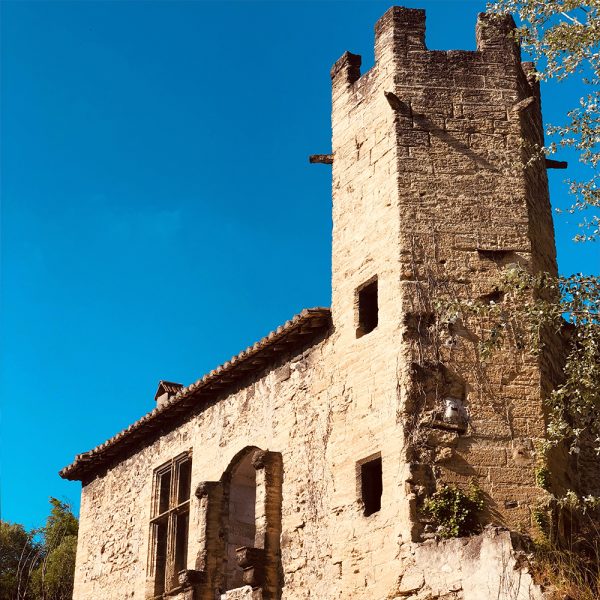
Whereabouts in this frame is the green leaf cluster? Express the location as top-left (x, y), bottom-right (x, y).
top-left (422, 483), bottom-right (485, 538)
top-left (535, 465), bottom-right (552, 490)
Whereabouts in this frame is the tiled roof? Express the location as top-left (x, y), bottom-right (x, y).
top-left (60, 307), bottom-right (331, 481)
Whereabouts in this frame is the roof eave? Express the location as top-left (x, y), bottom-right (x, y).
top-left (60, 307), bottom-right (331, 482)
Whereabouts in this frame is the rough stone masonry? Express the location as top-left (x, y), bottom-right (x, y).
top-left (61, 7), bottom-right (571, 600)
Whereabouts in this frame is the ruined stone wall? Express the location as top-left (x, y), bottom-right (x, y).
top-left (393, 527), bottom-right (546, 600)
top-left (74, 326), bottom-right (411, 600)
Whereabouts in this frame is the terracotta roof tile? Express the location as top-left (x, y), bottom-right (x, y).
top-left (60, 307), bottom-right (331, 481)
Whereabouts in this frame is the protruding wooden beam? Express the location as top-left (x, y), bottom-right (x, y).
top-left (545, 158), bottom-right (568, 169)
top-left (511, 96), bottom-right (535, 113)
top-left (384, 91), bottom-right (411, 116)
top-left (309, 154), bottom-right (333, 164)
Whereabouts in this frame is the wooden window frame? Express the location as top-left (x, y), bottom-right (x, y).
top-left (148, 452), bottom-right (192, 597)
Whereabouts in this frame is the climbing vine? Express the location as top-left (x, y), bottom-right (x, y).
top-left (435, 265), bottom-right (600, 458)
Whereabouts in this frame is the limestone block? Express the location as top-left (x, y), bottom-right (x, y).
top-left (221, 586), bottom-right (262, 600)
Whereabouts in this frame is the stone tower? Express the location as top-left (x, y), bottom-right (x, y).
top-left (330, 6), bottom-right (559, 537)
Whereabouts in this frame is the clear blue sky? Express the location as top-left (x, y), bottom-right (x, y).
top-left (1, 0), bottom-right (597, 530)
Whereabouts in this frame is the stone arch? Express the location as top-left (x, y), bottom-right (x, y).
top-left (221, 446), bottom-right (260, 591)
top-left (218, 446), bottom-right (283, 599)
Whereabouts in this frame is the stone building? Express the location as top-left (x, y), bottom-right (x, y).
top-left (61, 7), bottom-right (567, 600)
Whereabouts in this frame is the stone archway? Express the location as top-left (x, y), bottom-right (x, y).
top-left (220, 447), bottom-right (283, 600)
top-left (224, 449), bottom-right (258, 590)
top-left (190, 447), bottom-right (282, 600)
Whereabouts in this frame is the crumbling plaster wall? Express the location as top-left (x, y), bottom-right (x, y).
top-left (74, 325), bottom-right (411, 600)
top-left (392, 527), bottom-right (545, 600)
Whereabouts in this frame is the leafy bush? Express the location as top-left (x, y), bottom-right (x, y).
top-left (422, 482), bottom-right (484, 538)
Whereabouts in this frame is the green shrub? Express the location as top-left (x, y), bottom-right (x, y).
top-left (422, 482), bottom-right (484, 538)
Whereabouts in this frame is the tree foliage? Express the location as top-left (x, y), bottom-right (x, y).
top-left (0, 522), bottom-right (37, 600)
top-left (0, 499), bottom-right (78, 600)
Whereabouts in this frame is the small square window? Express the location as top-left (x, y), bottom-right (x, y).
top-left (356, 278), bottom-right (378, 338)
top-left (358, 455), bottom-right (382, 516)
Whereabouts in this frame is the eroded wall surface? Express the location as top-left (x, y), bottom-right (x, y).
top-left (393, 527), bottom-right (545, 600)
top-left (74, 331), bottom-right (411, 600)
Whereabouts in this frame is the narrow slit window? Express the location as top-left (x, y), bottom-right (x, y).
top-left (357, 279), bottom-right (378, 337)
top-left (360, 455), bottom-right (382, 516)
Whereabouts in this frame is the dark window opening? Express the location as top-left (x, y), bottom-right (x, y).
top-left (360, 456), bottom-right (382, 516)
top-left (174, 512), bottom-right (189, 575)
top-left (479, 290), bottom-right (505, 305)
top-left (357, 279), bottom-right (378, 338)
top-left (158, 470), bottom-right (171, 515)
top-left (177, 459), bottom-right (192, 504)
top-left (477, 248), bottom-right (515, 263)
